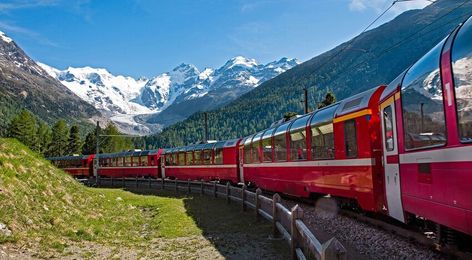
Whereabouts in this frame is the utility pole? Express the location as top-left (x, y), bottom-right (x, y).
top-left (204, 112), bottom-right (209, 143)
top-left (304, 88), bottom-right (309, 114)
top-left (94, 121), bottom-right (100, 179)
top-left (95, 121), bottom-right (100, 155)
top-left (300, 88), bottom-right (309, 114)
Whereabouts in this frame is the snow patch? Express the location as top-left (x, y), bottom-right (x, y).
top-left (0, 31), bottom-right (12, 43)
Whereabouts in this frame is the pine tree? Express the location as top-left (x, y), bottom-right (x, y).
top-left (37, 122), bottom-right (52, 155)
top-left (283, 112), bottom-right (298, 121)
top-left (8, 109), bottom-right (38, 150)
top-left (101, 123), bottom-right (133, 153)
top-left (317, 91), bottom-right (337, 109)
top-left (47, 120), bottom-right (69, 157)
top-left (82, 130), bottom-right (97, 155)
top-left (67, 125), bottom-right (82, 155)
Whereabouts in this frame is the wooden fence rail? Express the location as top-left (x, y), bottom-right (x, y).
top-left (90, 177), bottom-right (346, 260)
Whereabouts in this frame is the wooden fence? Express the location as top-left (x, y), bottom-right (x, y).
top-left (93, 177), bottom-right (347, 260)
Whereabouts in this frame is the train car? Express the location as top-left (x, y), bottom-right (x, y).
top-left (240, 85), bottom-right (386, 212)
top-left (96, 149), bottom-right (163, 178)
top-left (377, 16), bottom-right (472, 236)
top-left (48, 154), bottom-right (94, 178)
top-left (162, 139), bottom-right (241, 183)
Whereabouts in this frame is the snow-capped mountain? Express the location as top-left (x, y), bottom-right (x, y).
top-left (0, 30), bottom-right (101, 131)
top-left (136, 56), bottom-right (300, 112)
top-left (40, 56), bottom-right (300, 134)
top-left (38, 63), bottom-right (149, 115)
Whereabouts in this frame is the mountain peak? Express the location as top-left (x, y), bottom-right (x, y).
top-left (0, 31), bottom-right (13, 43)
top-left (172, 63), bottom-right (198, 72)
top-left (225, 56), bottom-right (258, 69)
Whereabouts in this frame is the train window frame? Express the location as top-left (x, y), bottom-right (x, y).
top-left (383, 105), bottom-right (395, 152)
top-left (261, 127), bottom-right (276, 162)
top-left (400, 38), bottom-right (447, 151)
top-left (141, 156), bottom-right (148, 166)
top-left (344, 119), bottom-right (358, 158)
top-left (289, 115), bottom-right (310, 161)
top-left (213, 141), bottom-right (225, 165)
top-left (310, 104), bottom-right (338, 160)
top-left (451, 16), bottom-right (472, 143)
top-left (243, 135), bottom-right (253, 164)
top-left (273, 122), bottom-right (290, 162)
top-left (251, 131), bottom-right (264, 164)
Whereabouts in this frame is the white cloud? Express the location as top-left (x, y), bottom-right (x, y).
top-left (349, 0), bottom-right (367, 11)
top-left (348, 0), bottom-right (433, 15)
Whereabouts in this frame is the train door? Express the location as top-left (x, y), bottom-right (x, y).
top-left (238, 146), bottom-right (245, 183)
top-left (380, 97), bottom-right (404, 222)
top-left (161, 155), bottom-right (166, 178)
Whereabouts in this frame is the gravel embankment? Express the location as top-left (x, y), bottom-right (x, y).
top-left (279, 198), bottom-right (444, 260)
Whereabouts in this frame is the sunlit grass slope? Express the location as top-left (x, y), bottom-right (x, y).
top-left (0, 138), bottom-right (200, 250)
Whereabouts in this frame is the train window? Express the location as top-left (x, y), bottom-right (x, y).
top-left (194, 150), bottom-right (202, 165)
top-left (311, 123), bottom-right (335, 159)
top-left (141, 156), bottom-right (148, 166)
top-left (150, 157), bottom-right (155, 166)
top-left (172, 153), bottom-right (178, 165)
top-left (186, 151), bottom-right (193, 165)
top-left (203, 150), bottom-right (212, 165)
top-left (344, 120), bottom-right (358, 158)
top-left (243, 136), bottom-right (253, 164)
top-left (214, 148), bottom-right (223, 165)
top-left (310, 105), bottom-right (338, 159)
top-left (178, 152), bottom-right (186, 165)
top-left (251, 132), bottom-right (264, 164)
top-left (165, 154), bottom-right (171, 166)
top-left (261, 128), bottom-right (275, 162)
top-left (274, 122), bottom-right (290, 161)
top-left (125, 156), bottom-right (132, 167)
top-left (401, 39), bottom-right (446, 150)
top-left (452, 17), bottom-right (472, 142)
top-left (383, 105), bottom-right (395, 151)
top-left (289, 115), bottom-right (310, 161)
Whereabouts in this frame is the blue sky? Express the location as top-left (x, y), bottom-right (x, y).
top-left (0, 0), bottom-right (431, 78)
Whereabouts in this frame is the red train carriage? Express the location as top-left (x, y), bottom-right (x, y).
top-left (240, 85), bottom-right (386, 212)
top-left (48, 154), bottom-right (94, 178)
top-left (378, 16), bottom-right (472, 236)
top-left (96, 149), bottom-right (162, 178)
top-left (162, 139), bottom-right (241, 183)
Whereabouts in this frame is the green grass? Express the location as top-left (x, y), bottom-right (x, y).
top-left (0, 139), bottom-right (201, 250)
top-left (0, 138), bottom-right (288, 258)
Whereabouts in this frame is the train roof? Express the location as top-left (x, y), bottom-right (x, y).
top-left (380, 70), bottom-right (407, 102)
top-left (334, 85), bottom-right (382, 118)
top-left (47, 155), bottom-right (88, 161)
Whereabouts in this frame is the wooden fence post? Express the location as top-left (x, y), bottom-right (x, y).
top-left (111, 177), bottom-right (114, 186)
top-left (122, 177), bottom-right (125, 188)
top-left (175, 179), bottom-right (178, 193)
top-left (255, 188), bottom-right (262, 221)
top-left (321, 238), bottom-right (347, 260)
top-left (242, 184), bottom-right (247, 212)
top-left (200, 180), bottom-right (204, 195)
top-left (226, 182), bottom-right (230, 204)
top-left (273, 193), bottom-right (281, 238)
top-left (187, 179), bottom-right (191, 194)
top-left (213, 182), bottom-right (217, 198)
top-left (149, 178), bottom-right (152, 188)
top-left (290, 205), bottom-right (304, 260)
top-left (135, 176), bottom-right (139, 188)
top-left (161, 178), bottom-right (164, 190)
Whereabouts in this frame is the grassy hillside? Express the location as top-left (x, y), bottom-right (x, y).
top-left (146, 0), bottom-right (472, 147)
top-left (0, 138), bottom-right (286, 258)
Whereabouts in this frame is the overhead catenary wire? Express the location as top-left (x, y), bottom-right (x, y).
top-left (330, 0), bottom-right (471, 83)
top-left (312, 0), bottom-right (401, 74)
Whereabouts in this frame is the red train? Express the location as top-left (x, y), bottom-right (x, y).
top-left (49, 17), bottom-right (472, 240)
